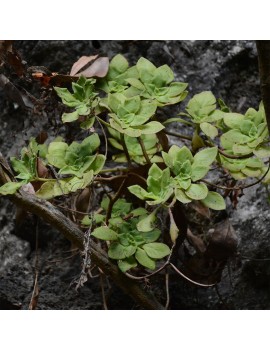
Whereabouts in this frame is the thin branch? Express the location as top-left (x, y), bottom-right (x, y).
top-left (202, 160), bottom-right (270, 191)
top-left (165, 130), bottom-right (193, 141)
top-left (28, 217), bottom-right (40, 310)
top-left (124, 244), bottom-right (176, 281)
top-left (203, 140), bottom-right (254, 160)
top-left (99, 167), bottom-right (130, 174)
top-left (96, 116), bottom-right (108, 160)
top-left (217, 148), bottom-right (253, 160)
top-left (95, 175), bottom-right (127, 182)
top-left (99, 270), bottom-right (108, 310)
top-left (170, 263), bottom-right (216, 287)
top-left (55, 204), bottom-right (91, 216)
top-left (240, 160), bottom-right (270, 189)
top-left (201, 179), bottom-right (239, 191)
top-left (96, 116), bottom-right (111, 129)
top-left (128, 172), bottom-right (147, 183)
top-left (165, 270), bottom-right (170, 310)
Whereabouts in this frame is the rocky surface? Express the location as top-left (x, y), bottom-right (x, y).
top-left (1, 40), bottom-right (269, 309)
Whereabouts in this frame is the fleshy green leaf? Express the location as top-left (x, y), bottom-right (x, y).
top-left (130, 208), bottom-right (148, 217)
top-left (175, 188), bottom-right (192, 204)
top-left (190, 165), bottom-right (209, 181)
top-left (62, 110), bottom-right (80, 123)
top-left (135, 121), bottom-right (165, 135)
top-left (108, 242), bottom-right (136, 260)
top-left (241, 167), bottom-right (262, 177)
top-left (80, 117), bottom-right (95, 130)
top-left (128, 185), bottom-right (150, 200)
top-left (169, 213), bottom-right (179, 243)
top-left (125, 78), bottom-right (145, 90)
top-left (185, 183), bottom-right (208, 200)
top-left (148, 163), bottom-right (163, 179)
top-left (136, 209), bottom-right (157, 232)
top-left (152, 65), bottom-right (174, 87)
top-left (221, 130), bottom-right (250, 145)
top-left (170, 145), bottom-right (193, 165)
top-left (136, 57), bottom-right (156, 83)
top-left (10, 157), bottom-right (31, 176)
top-left (92, 226), bottom-right (118, 240)
top-left (200, 191), bottom-right (226, 210)
top-left (186, 91), bottom-right (216, 121)
top-left (142, 229), bottom-right (161, 243)
top-left (200, 122), bottom-right (218, 138)
top-left (232, 144), bottom-right (253, 155)
top-left (109, 54), bottom-right (129, 77)
top-left (246, 158), bottom-right (264, 168)
top-left (47, 141), bottom-right (68, 169)
top-left (91, 154), bottom-right (106, 174)
top-left (254, 146), bottom-right (270, 158)
top-left (54, 87), bottom-right (80, 107)
top-left (135, 247), bottom-right (156, 270)
top-left (223, 113), bottom-right (244, 129)
top-left (193, 147), bottom-right (218, 167)
top-left (118, 256), bottom-right (138, 272)
top-left (0, 181), bottom-right (23, 195)
top-left (142, 243), bottom-right (170, 259)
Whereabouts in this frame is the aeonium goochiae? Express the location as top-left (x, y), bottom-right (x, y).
top-left (1, 53), bottom-right (270, 277)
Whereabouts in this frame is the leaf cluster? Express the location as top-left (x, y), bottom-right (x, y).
top-left (1, 52), bottom-right (270, 279)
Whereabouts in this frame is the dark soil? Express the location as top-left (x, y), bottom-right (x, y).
top-left (1, 40), bottom-right (270, 310)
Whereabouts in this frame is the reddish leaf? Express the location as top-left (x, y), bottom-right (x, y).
top-left (70, 55), bottom-right (98, 76)
top-left (32, 72), bottom-right (78, 87)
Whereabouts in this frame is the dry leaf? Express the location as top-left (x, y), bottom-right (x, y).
top-left (75, 57), bottom-right (109, 78)
top-left (36, 131), bottom-right (48, 144)
top-left (206, 219), bottom-right (238, 260)
top-left (157, 130), bottom-right (169, 152)
top-left (70, 55), bottom-right (98, 76)
top-left (28, 276), bottom-right (39, 310)
top-left (189, 200), bottom-right (210, 219)
top-left (187, 228), bottom-right (206, 253)
top-left (75, 188), bottom-right (92, 220)
top-left (36, 158), bottom-right (49, 178)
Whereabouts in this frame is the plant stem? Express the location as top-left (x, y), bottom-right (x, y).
top-left (120, 133), bottom-right (132, 167)
top-left (105, 178), bottom-right (127, 225)
top-left (202, 159), bottom-right (270, 191)
top-left (137, 136), bottom-right (151, 164)
top-left (96, 116), bottom-right (111, 129)
top-left (165, 130), bottom-right (192, 141)
top-left (99, 167), bottom-right (130, 174)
